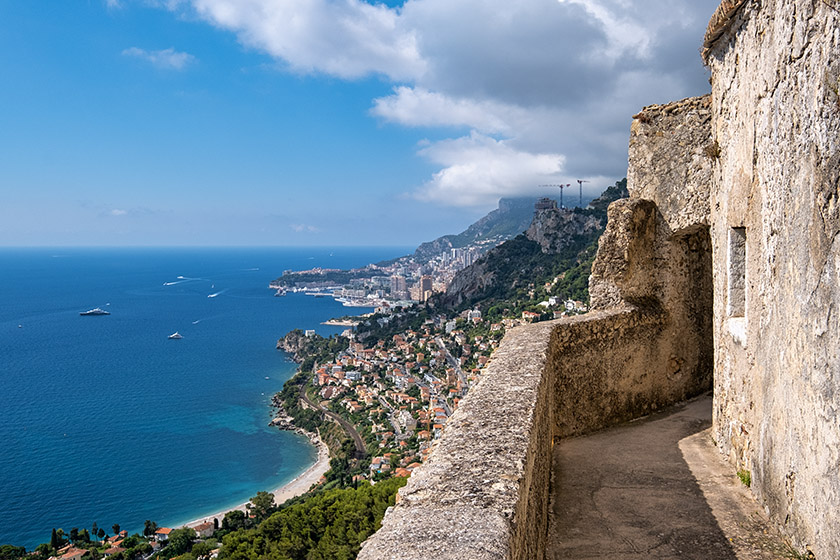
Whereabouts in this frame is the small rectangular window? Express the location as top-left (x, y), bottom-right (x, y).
top-left (727, 227), bottom-right (746, 317)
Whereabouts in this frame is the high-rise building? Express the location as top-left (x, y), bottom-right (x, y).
top-left (420, 275), bottom-right (433, 302)
top-left (390, 274), bottom-right (407, 298)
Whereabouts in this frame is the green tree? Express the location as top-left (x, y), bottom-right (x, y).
top-left (165, 528), bottom-right (194, 557)
top-left (190, 542), bottom-right (212, 559)
top-left (142, 521), bottom-right (157, 538)
top-left (91, 523), bottom-right (98, 541)
top-left (219, 477), bottom-right (406, 560)
top-left (50, 529), bottom-right (59, 551)
top-left (97, 529), bottom-right (105, 540)
top-left (221, 510), bottom-right (247, 532)
top-left (249, 491), bottom-right (275, 522)
top-left (0, 545), bottom-right (27, 560)
top-left (69, 528), bottom-right (79, 543)
top-left (111, 524), bottom-right (120, 536)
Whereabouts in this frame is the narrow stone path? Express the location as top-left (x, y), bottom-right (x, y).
top-left (548, 395), bottom-right (793, 559)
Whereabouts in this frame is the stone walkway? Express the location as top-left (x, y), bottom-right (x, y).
top-left (548, 395), bottom-right (795, 559)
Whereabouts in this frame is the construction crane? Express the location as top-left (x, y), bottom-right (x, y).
top-left (577, 179), bottom-right (589, 208)
top-left (540, 184), bottom-right (571, 208)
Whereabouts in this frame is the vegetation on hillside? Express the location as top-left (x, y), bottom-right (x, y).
top-left (218, 478), bottom-right (405, 560)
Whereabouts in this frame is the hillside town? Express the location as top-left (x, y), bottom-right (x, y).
top-left (277, 283), bottom-right (589, 488)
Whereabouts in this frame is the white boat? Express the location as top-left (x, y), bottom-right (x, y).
top-left (80, 308), bottom-right (110, 316)
top-left (168, 332), bottom-right (183, 339)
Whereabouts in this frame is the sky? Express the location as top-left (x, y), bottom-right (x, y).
top-left (0, 0), bottom-right (720, 247)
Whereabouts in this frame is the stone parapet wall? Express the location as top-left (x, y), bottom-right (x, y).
top-left (360, 301), bottom-right (711, 559)
top-left (550, 305), bottom-right (709, 438)
top-left (357, 320), bottom-right (556, 560)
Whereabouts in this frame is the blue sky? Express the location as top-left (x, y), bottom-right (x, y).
top-left (0, 0), bottom-right (720, 246)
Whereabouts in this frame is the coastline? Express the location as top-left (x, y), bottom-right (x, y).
top-left (182, 433), bottom-right (330, 530)
top-left (321, 319), bottom-right (359, 326)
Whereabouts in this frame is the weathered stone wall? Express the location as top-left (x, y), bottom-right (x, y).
top-left (705, 0), bottom-right (840, 556)
top-left (357, 321), bottom-right (556, 560)
top-left (551, 305), bottom-right (710, 438)
top-left (627, 95), bottom-right (713, 233)
top-left (587, 97), bottom-right (715, 427)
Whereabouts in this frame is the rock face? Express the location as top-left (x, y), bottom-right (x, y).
top-left (588, 98), bottom-right (715, 424)
top-left (704, 1), bottom-right (840, 555)
top-left (627, 96), bottom-right (713, 233)
top-left (276, 329), bottom-right (308, 362)
top-left (525, 208), bottom-right (601, 254)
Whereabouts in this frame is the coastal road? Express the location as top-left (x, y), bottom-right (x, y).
top-left (299, 387), bottom-right (368, 461)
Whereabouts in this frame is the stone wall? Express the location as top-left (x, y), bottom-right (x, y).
top-left (627, 95), bottom-right (713, 233)
top-left (357, 321), bottom-right (557, 560)
top-left (705, 0), bottom-right (840, 556)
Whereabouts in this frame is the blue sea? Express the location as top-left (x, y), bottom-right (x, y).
top-left (0, 247), bottom-right (408, 549)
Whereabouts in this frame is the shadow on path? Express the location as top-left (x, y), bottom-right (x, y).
top-left (548, 395), bottom-right (788, 559)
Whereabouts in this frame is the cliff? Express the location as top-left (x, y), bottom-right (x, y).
top-left (525, 208), bottom-right (601, 254)
top-left (276, 329), bottom-right (309, 362)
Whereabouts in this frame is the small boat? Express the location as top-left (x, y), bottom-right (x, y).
top-left (265, 376), bottom-right (270, 380)
top-left (168, 332), bottom-right (183, 339)
top-left (80, 308), bottom-right (110, 316)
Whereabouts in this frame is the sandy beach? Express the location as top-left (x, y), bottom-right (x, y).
top-left (183, 434), bottom-right (330, 529)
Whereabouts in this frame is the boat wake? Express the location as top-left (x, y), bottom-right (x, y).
top-left (207, 289), bottom-right (228, 298)
top-left (164, 276), bottom-right (206, 286)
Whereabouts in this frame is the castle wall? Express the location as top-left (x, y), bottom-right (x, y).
top-left (705, 1), bottom-right (840, 555)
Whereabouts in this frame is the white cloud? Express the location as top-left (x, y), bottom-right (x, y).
top-left (555, 0), bottom-right (651, 59)
top-left (162, 0), bottom-right (720, 207)
top-left (110, 209), bottom-right (128, 216)
top-left (371, 87), bottom-right (527, 135)
top-left (122, 47), bottom-right (196, 70)
top-left (414, 132), bottom-right (566, 207)
top-left (186, 0), bottom-right (425, 80)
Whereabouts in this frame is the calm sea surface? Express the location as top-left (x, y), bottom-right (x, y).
top-left (0, 247), bottom-right (407, 549)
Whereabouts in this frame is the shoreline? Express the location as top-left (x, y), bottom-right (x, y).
top-left (321, 319), bottom-right (359, 326)
top-left (182, 432), bottom-right (330, 530)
